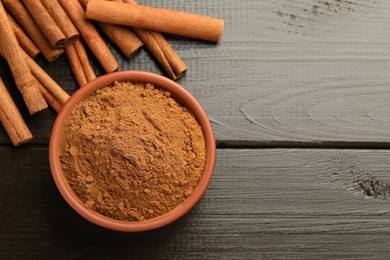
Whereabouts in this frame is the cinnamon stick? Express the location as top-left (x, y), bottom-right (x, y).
top-left (100, 24), bottom-right (143, 59)
top-left (0, 78), bottom-right (33, 146)
top-left (58, 0), bottom-right (119, 73)
top-left (21, 0), bottom-right (66, 48)
top-left (65, 44), bottom-right (88, 87)
top-left (86, 0), bottom-right (225, 43)
top-left (134, 30), bottom-right (174, 80)
top-left (40, 0), bottom-right (79, 45)
top-left (0, 2), bottom-right (48, 115)
top-left (117, 0), bottom-right (187, 80)
top-left (79, 0), bottom-right (142, 59)
top-left (147, 31), bottom-right (188, 80)
top-left (21, 50), bottom-right (70, 105)
top-left (2, 0), bottom-right (63, 61)
top-left (6, 11), bottom-right (40, 58)
top-left (74, 39), bottom-right (96, 82)
top-left (37, 81), bottom-right (63, 113)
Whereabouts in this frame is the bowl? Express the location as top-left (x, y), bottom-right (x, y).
top-left (49, 71), bottom-right (216, 232)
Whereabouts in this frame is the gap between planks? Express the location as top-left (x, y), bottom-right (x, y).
top-left (2, 140), bottom-right (390, 149)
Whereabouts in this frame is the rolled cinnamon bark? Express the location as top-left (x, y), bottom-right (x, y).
top-left (2, 0), bottom-right (63, 61)
top-left (74, 39), bottom-right (96, 82)
top-left (37, 81), bottom-right (63, 113)
top-left (40, 0), bottom-right (79, 46)
top-left (58, 0), bottom-right (118, 73)
top-left (135, 30), bottom-right (173, 79)
top-left (0, 78), bottom-right (33, 146)
top-left (21, 50), bottom-right (70, 105)
top-left (100, 24), bottom-right (142, 59)
top-left (79, 0), bottom-right (142, 59)
top-left (118, 0), bottom-right (187, 80)
top-left (149, 31), bottom-right (187, 79)
top-left (6, 11), bottom-right (40, 58)
top-left (0, 2), bottom-right (48, 115)
top-left (86, 0), bottom-right (224, 43)
top-left (21, 0), bottom-right (66, 48)
top-left (65, 43), bottom-right (88, 87)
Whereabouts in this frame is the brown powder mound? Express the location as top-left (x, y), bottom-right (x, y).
top-left (59, 81), bottom-right (206, 221)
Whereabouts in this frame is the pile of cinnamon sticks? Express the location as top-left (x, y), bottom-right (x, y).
top-left (0, 0), bottom-right (224, 146)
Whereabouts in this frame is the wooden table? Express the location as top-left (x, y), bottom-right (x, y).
top-left (1, 0), bottom-right (390, 258)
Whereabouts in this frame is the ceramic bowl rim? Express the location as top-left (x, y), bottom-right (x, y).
top-left (49, 71), bottom-right (216, 232)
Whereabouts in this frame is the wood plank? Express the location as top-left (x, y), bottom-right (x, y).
top-left (190, 0), bottom-right (390, 144)
top-left (2, 147), bottom-right (390, 258)
top-left (1, 0), bottom-right (390, 145)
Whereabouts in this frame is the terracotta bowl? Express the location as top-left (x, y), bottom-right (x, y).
top-left (49, 71), bottom-right (216, 232)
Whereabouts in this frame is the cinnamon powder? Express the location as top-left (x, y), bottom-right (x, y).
top-left (58, 81), bottom-right (206, 221)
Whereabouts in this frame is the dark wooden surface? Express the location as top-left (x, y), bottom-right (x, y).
top-left (1, 0), bottom-right (390, 259)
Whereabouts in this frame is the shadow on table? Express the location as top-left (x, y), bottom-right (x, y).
top-left (44, 184), bottom-right (199, 258)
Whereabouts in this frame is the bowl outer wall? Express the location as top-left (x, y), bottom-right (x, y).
top-left (49, 71), bottom-right (216, 232)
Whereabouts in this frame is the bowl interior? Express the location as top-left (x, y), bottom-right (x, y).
top-left (49, 71), bottom-right (216, 232)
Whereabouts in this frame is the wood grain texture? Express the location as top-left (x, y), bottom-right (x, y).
top-left (1, 1), bottom-right (390, 258)
top-left (1, 0), bottom-right (389, 145)
top-left (1, 147), bottom-right (390, 259)
top-left (123, 0), bottom-right (390, 145)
